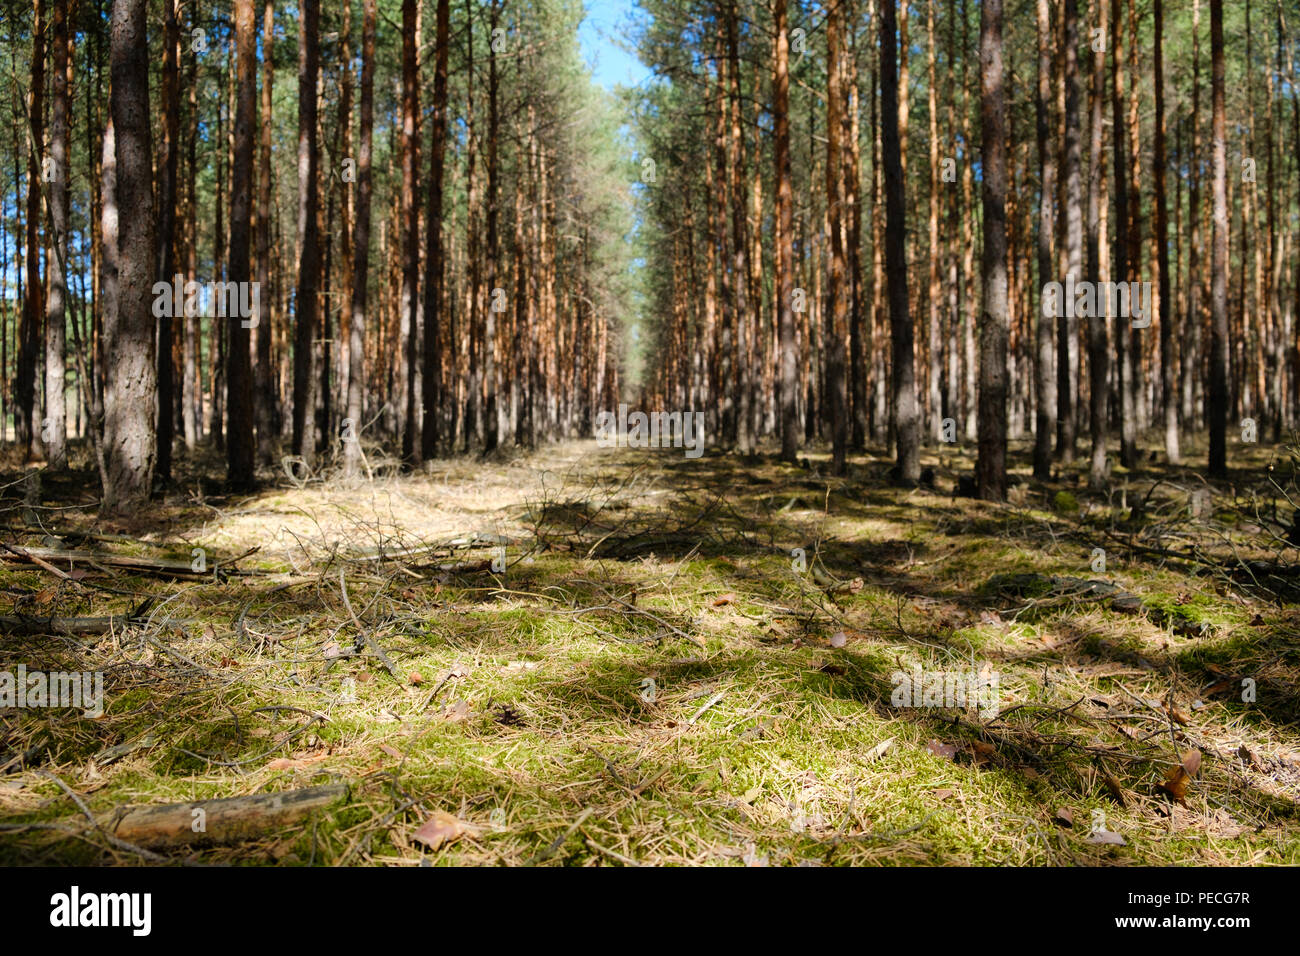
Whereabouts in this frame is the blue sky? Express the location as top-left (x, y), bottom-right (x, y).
top-left (577, 0), bottom-right (651, 91)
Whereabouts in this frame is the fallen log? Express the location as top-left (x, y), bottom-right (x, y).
top-left (105, 783), bottom-right (349, 848)
top-left (0, 614), bottom-right (137, 635)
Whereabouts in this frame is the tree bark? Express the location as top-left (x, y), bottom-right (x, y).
top-left (102, 0), bottom-right (156, 513)
top-left (881, 0), bottom-right (920, 484)
top-left (977, 0), bottom-right (1008, 500)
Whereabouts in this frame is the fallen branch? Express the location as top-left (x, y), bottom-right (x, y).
top-left (0, 543), bottom-right (252, 578)
top-left (105, 784), bottom-right (349, 848)
top-left (0, 614), bottom-right (139, 636)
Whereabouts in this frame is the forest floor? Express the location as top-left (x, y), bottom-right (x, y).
top-left (1, 434), bottom-right (1299, 866)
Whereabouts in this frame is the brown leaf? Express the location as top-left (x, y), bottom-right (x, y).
top-left (1157, 749), bottom-right (1202, 805)
top-left (969, 741), bottom-right (997, 765)
top-left (1237, 744), bottom-right (1265, 771)
top-left (1102, 772), bottom-right (1129, 807)
top-left (33, 588), bottom-right (56, 606)
top-left (1202, 679), bottom-right (1235, 698)
top-left (712, 593), bottom-right (737, 607)
top-left (931, 788), bottom-right (955, 801)
top-left (412, 810), bottom-right (477, 850)
top-left (442, 700), bottom-right (470, 722)
top-left (1053, 808), bottom-right (1075, 828)
top-left (926, 739), bottom-right (957, 761)
top-left (379, 744), bottom-right (402, 758)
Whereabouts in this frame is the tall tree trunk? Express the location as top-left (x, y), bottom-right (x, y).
top-left (881, 0), bottom-right (920, 484)
top-left (421, 0), bottom-right (450, 462)
top-left (482, 0), bottom-right (501, 452)
top-left (225, 0), bottom-right (256, 490)
top-left (44, 0), bottom-right (70, 468)
top-left (774, 0), bottom-right (797, 463)
top-left (292, 0), bottom-right (321, 469)
top-left (255, 0), bottom-right (276, 465)
top-left (1182, 0), bottom-right (1203, 429)
top-left (926, 0), bottom-right (942, 444)
top-left (1207, 0), bottom-right (1229, 477)
top-left (977, 0), bottom-right (1008, 500)
top-left (1032, 0), bottom-right (1057, 480)
top-left (824, 0), bottom-right (848, 474)
top-left (345, 0), bottom-right (376, 478)
top-left (18, 0), bottom-right (45, 461)
top-left (1056, 0), bottom-right (1082, 464)
top-left (399, 0), bottom-right (421, 463)
top-left (726, 0), bottom-right (754, 457)
top-left (154, 0), bottom-right (180, 482)
top-left (102, 0), bottom-right (156, 513)
top-left (1154, 0), bottom-right (1178, 462)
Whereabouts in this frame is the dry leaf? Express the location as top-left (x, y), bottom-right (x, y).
top-left (1102, 772), bottom-right (1129, 807)
top-left (412, 810), bottom-right (476, 850)
top-left (323, 642), bottom-right (343, 660)
top-left (926, 739), bottom-right (958, 761)
top-left (442, 700), bottom-right (470, 722)
top-left (1053, 808), bottom-right (1075, 828)
top-left (712, 593), bottom-right (737, 607)
top-left (1158, 749), bottom-right (1202, 805)
top-left (931, 788), bottom-right (955, 800)
top-left (34, 588), bottom-right (56, 606)
top-left (1237, 744), bottom-right (1265, 771)
top-left (1086, 829), bottom-right (1127, 846)
top-left (829, 631), bottom-right (847, 648)
top-left (379, 744), bottom-right (402, 758)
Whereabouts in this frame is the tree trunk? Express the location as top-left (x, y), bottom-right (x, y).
top-left (1056, 0), bottom-right (1082, 464)
top-left (1154, 0), bottom-right (1178, 462)
top-left (977, 0), bottom-right (1008, 500)
top-left (18, 0), bottom-right (45, 462)
top-left (44, 0), bottom-right (70, 469)
top-left (291, 0), bottom-right (321, 470)
top-left (102, 0), bottom-right (156, 513)
top-left (1032, 0), bottom-right (1056, 480)
top-left (345, 0), bottom-right (376, 479)
top-left (774, 0), bottom-right (797, 463)
top-left (1207, 0), bottom-right (1229, 477)
top-left (421, 0), bottom-right (451, 462)
top-left (255, 0), bottom-right (277, 466)
top-left (881, 0), bottom-right (920, 484)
